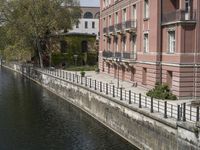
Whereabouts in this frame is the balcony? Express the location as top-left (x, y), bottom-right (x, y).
top-left (162, 10), bottom-right (196, 24)
top-left (102, 51), bottom-right (137, 62)
top-left (103, 20), bottom-right (137, 36)
top-left (124, 20), bottom-right (137, 32)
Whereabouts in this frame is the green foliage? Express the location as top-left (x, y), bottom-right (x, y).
top-left (66, 65), bottom-right (97, 71)
top-left (146, 83), bottom-right (177, 100)
top-left (0, 0), bottom-right (81, 66)
top-left (80, 71), bottom-right (85, 77)
top-left (87, 51), bottom-right (98, 66)
top-left (51, 34), bottom-right (97, 67)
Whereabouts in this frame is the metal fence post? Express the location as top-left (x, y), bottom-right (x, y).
top-left (69, 73), bottom-right (71, 81)
top-left (106, 83), bottom-right (108, 95)
top-left (94, 80), bottom-right (96, 90)
top-left (177, 105), bottom-right (181, 121)
top-left (100, 82), bottom-right (102, 92)
top-left (81, 76), bottom-right (83, 84)
top-left (151, 97), bottom-right (153, 113)
top-left (183, 103), bottom-right (186, 122)
top-left (164, 101), bottom-right (167, 118)
top-left (129, 90), bottom-right (131, 104)
top-left (85, 77), bottom-right (87, 86)
top-left (196, 107), bottom-right (199, 122)
top-left (77, 75), bottom-right (79, 83)
top-left (139, 93), bottom-right (142, 108)
top-left (90, 79), bottom-right (92, 88)
top-left (66, 72), bottom-right (68, 80)
top-left (73, 74), bottom-right (75, 82)
top-left (113, 85), bottom-right (115, 97)
top-left (120, 87), bottom-right (123, 100)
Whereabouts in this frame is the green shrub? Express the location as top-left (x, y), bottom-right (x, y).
top-left (87, 51), bottom-right (98, 66)
top-left (80, 70), bottom-right (85, 77)
top-left (146, 83), bottom-right (177, 100)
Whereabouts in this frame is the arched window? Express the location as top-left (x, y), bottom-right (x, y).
top-left (94, 12), bottom-right (100, 19)
top-left (81, 41), bottom-right (88, 53)
top-left (83, 12), bottom-right (93, 19)
top-left (60, 41), bottom-right (68, 53)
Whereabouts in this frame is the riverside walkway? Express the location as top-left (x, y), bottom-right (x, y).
top-left (40, 68), bottom-right (199, 124)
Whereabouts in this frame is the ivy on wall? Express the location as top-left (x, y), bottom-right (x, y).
top-left (51, 34), bottom-right (98, 67)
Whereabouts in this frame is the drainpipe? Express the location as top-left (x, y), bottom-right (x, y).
top-left (194, 0), bottom-right (200, 101)
top-left (159, 0), bottom-right (163, 84)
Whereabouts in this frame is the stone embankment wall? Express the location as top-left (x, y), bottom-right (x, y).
top-left (2, 63), bottom-right (200, 150)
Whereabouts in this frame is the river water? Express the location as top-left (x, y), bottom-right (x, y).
top-left (0, 67), bottom-right (138, 150)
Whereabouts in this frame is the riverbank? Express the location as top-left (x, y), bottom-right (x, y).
top-left (2, 63), bottom-right (200, 150)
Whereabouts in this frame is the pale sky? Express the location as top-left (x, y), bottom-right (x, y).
top-left (80, 0), bottom-right (99, 7)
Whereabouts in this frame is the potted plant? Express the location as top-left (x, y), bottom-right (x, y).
top-left (95, 68), bottom-right (100, 74)
top-left (80, 70), bottom-right (85, 77)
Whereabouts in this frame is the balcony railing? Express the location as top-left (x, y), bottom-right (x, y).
top-left (103, 20), bottom-right (137, 35)
top-left (162, 10), bottom-right (196, 24)
top-left (108, 25), bottom-right (115, 33)
top-left (125, 20), bottom-right (137, 29)
top-left (103, 27), bottom-right (108, 33)
top-left (102, 51), bottom-right (136, 60)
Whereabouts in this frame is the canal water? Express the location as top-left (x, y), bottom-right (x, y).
top-left (0, 67), bottom-right (138, 150)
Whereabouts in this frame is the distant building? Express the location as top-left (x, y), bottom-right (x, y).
top-left (99, 0), bottom-right (200, 99)
top-left (68, 7), bottom-right (100, 39)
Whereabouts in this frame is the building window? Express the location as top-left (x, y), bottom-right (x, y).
top-left (83, 12), bottom-right (93, 19)
top-left (114, 37), bottom-right (118, 52)
top-left (144, 0), bottom-right (149, 19)
top-left (115, 12), bottom-right (118, 24)
top-left (144, 33), bottom-right (149, 53)
top-left (168, 31), bottom-right (175, 53)
top-left (92, 22), bottom-right (95, 28)
top-left (131, 35), bottom-right (136, 59)
top-left (108, 38), bottom-right (111, 51)
top-left (167, 71), bottom-right (173, 89)
top-left (85, 21), bottom-right (88, 29)
top-left (76, 22), bottom-right (79, 28)
top-left (122, 36), bottom-right (126, 52)
top-left (81, 41), bottom-right (88, 53)
top-left (142, 68), bottom-right (147, 85)
top-left (132, 5), bottom-right (136, 27)
top-left (109, 15), bottom-right (112, 26)
top-left (60, 41), bottom-right (68, 53)
top-left (123, 8), bottom-right (127, 22)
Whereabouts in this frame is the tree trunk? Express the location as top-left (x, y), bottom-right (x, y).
top-left (36, 38), bottom-right (43, 68)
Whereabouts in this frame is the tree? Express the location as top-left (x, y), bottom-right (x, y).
top-left (0, 0), bottom-right (81, 67)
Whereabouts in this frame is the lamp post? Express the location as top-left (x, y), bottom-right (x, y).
top-left (74, 54), bottom-right (78, 76)
top-left (117, 57), bottom-right (121, 88)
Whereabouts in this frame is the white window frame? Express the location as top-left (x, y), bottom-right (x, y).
top-left (168, 30), bottom-right (175, 54)
top-left (115, 12), bottom-right (118, 24)
top-left (123, 8), bottom-right (127, 22)
top-left (144, 33), bottom-right (149, 53)
top-left (144, 0), bottom-right (149, 19)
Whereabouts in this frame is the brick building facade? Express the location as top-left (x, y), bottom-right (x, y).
top-left (99, 0), bottom-right (200, 99)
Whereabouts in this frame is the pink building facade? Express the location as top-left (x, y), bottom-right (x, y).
top-left (99, 0), bottom-right (200, 99)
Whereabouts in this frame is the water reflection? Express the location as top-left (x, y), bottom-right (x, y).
top-left (0, 67), bottom-right (138, 150)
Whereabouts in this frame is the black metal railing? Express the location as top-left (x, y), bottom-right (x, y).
top-left (103, 27), bottom-right (108, 33)
top-left (10, 63), bottom-right (200, 124)
top-left (162, 9), bottom-right (196, 24)
top-left (125, 20), bottom-right (137, 29)
top-left (102, 51), bottom-right (136, 60)
top-left (39, 68), bottom-right (200, 124)
top-left (108, 25), bottom-right (115, 33)
top-left (102, 51), bottom-right (113, 58)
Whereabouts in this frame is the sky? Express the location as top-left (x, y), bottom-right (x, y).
top-left (80, 0), bottom-right (99, 7)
